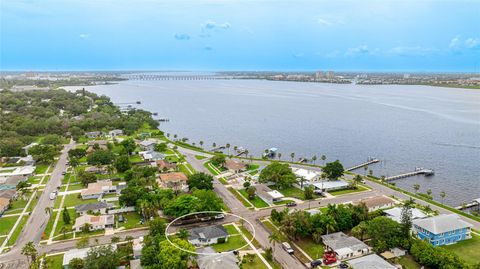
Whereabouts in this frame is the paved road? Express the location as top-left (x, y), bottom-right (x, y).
top-left (0, 140), bottom-right (75, 269)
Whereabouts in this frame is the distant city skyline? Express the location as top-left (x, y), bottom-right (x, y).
top-left (1, 0), bottom-right (479, 72)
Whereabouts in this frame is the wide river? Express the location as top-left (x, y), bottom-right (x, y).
top-left (72, 78), bottom-right (480, 207)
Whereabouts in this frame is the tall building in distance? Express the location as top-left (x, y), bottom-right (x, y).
top-left (326, 71), bottom-right (335, 79)
top-left (314, 71), bottom-right (325, 80)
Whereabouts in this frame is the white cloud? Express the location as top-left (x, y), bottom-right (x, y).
top-left (201, 20), bottom-right (231, 30)
top-left (316, 15), bottom-right (344, 27)
top-left (449, 36), bottom-right (461, 49)
top-left (465, 38), bottom-right (480, 49)
top-left (174, 33), bottom-right (191, 40)
top-left (317, 18), bottom-right (333, 26)
top-left (388, 46), bottom-right (439, 56)
top-left (345, 45), bottom-right (370, 56)
top-left (79, 33), bottom-right (89, 39)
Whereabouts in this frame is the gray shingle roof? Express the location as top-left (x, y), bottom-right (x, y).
top-left (188, 225), bottom-right (228, 241)
top-left (75, 201), bottom-right (111, 212)
top-left (413, 214), bottom-right (473, 234)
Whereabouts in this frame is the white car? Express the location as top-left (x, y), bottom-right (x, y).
top-left (282, 242), bottom-right (294, 254)
top-left (49, 191), bottom-right (58, 200)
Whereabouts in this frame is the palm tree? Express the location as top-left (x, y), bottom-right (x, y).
top-left (44, 207), bottom-right (52, 215)
top-left (298, 176), bottom-right (307, 189)
top-left (290, 152), bottom-right (295, 162)
top-left (413, 184), bottom-right (420, 193)
top-left (326, 204), bottom-right (338, 219)
top-left (323, 215), bottom-right (337, 235)
top-left (82, 223), bottom-right (92, 233)
top-left (166, 133), bottom-right (170, 138)
top-left (368, 170), bottom-right (373, 177)
top-left (178, 228), bottom-right (189, 240)
top-left (426, 189), bottom-right (432, 198)
top-left (21, 241), bottom-right (37, 265)
top-left (351, 222), bottom-right (368, 240)
top-left (278, 153), bottom-right (282, 160)
top-left (233, 145), bottom-right (238, 152)
top-left (268, 231), bottom-right (280, 247)
top-left (320, 155), bottom-right (326, 165)
top-left (226, 143), bottom-right (231, 154)
top-left (212, 142), bottom-right (216, 149)
top-left (312, 155), bottom-right (317, 165)
top-left (440, 191), bottom-right (446, 204)
top-left (363, 165), bottom-right (368, 176)
top-left (173, 134), bottom-right (178, 140)
top-left (352, 175), bottom-right (362, 189)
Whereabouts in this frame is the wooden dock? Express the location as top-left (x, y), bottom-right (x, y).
top-left (385, 168), bottom-right (434, 181)
top-left (455, 199), bottom-right (480, 210)
top-left (346, 158), bottom-right (380, 171)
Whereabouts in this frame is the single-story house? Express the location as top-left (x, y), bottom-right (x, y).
top-left (75, 201), bottom-right (112, 215)
top-left (255, 184), bottom-right (284, 204)
top-left (108, 129), bottom-right (123, 137)
top-left (140, 151), bottom-right (165, 162)
top-left (197, 247), bottom-right (239, 269)
top-left (85, 131), bottom-right (102, 139)
top-left (311, 180), bottom-right (349, 192)
top-left (3, 175), bottom-right (28, 186)
top-left (380, 247), bottom-right (406, 260)
top-left (292, 168), bottom-right (320, 183)
top-left (224, 159), bottom-right (247, 173)
top-left (188, 225), bottom-right (229, 246)
top-left (72, 214), bottom-right (114, 232)
top-left (0, 189), bottom-right (18, 200)
top-left (0, 166), bottom-right (35, 183)
top-left (133, 236), bottom-right (144, 259)
top-left (356, 196), bottom-right (396, 212)
top-left (80, 181), bottom-right (115, 200)
top-left (62, 245), bottom-right (117, 268)
top-left (139, 140), bottom-right (156, 151)
top-left (383, 207), bottom-right (427, 223)
top-left (321, 232), bottom-right (370, 260)
top-left (156, 160), bottom-right (177, 171)
top-left (84, 166), bottom-right (108, 174)
top-left (347, 254), bottom-right (396, 269)
top-left (86, 140), bottom-right (109, 153)
top-left (413, 214), bottom-right (473, 246)
top-left (157, 172), bottom-right (188, 192)
top-left (0, 197), bottom-right (10, 215)
top-left (3, 156), bottom-right (35, 166)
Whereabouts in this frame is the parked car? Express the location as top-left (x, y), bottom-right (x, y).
top-left (49, 191), bottom-right (58, 200)
top-left (282, 242), bottom-right (294, 254)
top-left (310, 259), bottom-right (322, 268)
top-left (61, 171), bottom-right (66, 175)
top-left (214, 213), bottom-right (225, 220)
top-left (286, 202), bottom-right (297, 207)
top-left (339, 263), bottom-right (349, 269)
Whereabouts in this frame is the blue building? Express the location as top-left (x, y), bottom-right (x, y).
top-left (413, 214), bottom-right (473, 246)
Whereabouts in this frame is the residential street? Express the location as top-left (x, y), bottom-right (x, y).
top-left (0, 140), bottom-right (75, 269)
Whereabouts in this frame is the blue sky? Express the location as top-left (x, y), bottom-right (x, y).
top-left (1, 0), bottom-right (479, 72)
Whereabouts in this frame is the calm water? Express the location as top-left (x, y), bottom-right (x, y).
top-left (70, 78), bottom-right (480, 206)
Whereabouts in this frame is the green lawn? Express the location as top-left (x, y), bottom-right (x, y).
top-left (61, 183), bottom-right (84, 192)
top-left (53, 208), bottom-right (76, 238)
top-left (27, 176), bottom-right (42, 184)
top-left (270, 185), bottom-right (305, 200)
top-left (238, 189), bottom-right (269, 208)
top-left (212, 224), bottom-right (249, 252)
top-left (35, 164), bottom-right (50, 174)
top-left (0, 215), bottom-right (20, 236)
top-left (4, 195), bottom-right (31, 214)
top-left (227, 187), bottom-right (253, 208)
top-left (396, 255), bottom-right (422, 269)
top-left (59, 193), bottom-right (93, 208)
top-left (239, 225), bottom-right (261, 248)
top-left (195, 155), bottom-right (207, 160)
top-left (442, 234), bottom-right (480, 265)
top-left (178, 163), bottom-right (194, 175)
top-left (7, 215), bottom-right (28, 245)
top-left (295, 238), bottom-right (324, 260)
top-left (247, 164), bottom-right (259, 171)
top-left (262, 253), bottom-right (282, 269)
top-left (241, 255), bottom-right (269, 269)
top-left (329, 185), bottom-right (369, 196)
top-left (273, 199), bottom-right (295, 205)
top-left (129, 154), bottom-right (143, 163)
top-left (118, 212), bottom-right (145, 229)
top-left (43, 212), bottom-right (57, 240)
top-left (204, 162), bottom-right (220, 175)
top-left (46, 254), bottom-right (64, 269)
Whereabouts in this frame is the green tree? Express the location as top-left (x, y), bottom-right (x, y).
top-left (290, 152), bottom-right (295, 162)
top-left (76, 237), bottom-right (89, 248)
top-left (120, 138), bottom-right (136, 155)
top-left (178, 228), bottom-right (189, 240)
top-left (62, 207), bottom-right (71, 225)
top-left (21, 241), bottom-right (38, 265)
top-left (187, 172), bottom-right (214, 190)
top-left (258, 162), bottom-right (296, 189)
top-left (114, 155), bottom-right (131, 172)
top-left (78, 170), bottom-right (97, 186)
top-left (440, 191), bottom-right (446, 204)
top-left (154, 143), bottom-right (168, 152)
top-left (246, 185), bottom-right (256, 199)
top-left (413, 183), bottom-right (420, 193)
top-left (321, 160), bottom-right (344, 180)
top-left (363, 216), bottom-right (403, 252)
top-left (351, 221), bottom-right (368, 241)
top-left (155, 239), bottom-right (196, 269)
top-left (304, 185), bottom-right (314, 200)
top-left (87, 150), bottom-right (115, 165)
top-left (320, 155), bottom-right (326, 165)
top-left (210, 154), bottom-right (226, 167)
top-left (68, 258), bottom-right (85, 269)
top-left (83, 245), bottom-right (120, 269)
top-left (312, 155), bottom-right (317, 164)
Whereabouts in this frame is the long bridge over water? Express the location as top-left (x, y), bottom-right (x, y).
top-left (124, 74), bottom-right (235, 81)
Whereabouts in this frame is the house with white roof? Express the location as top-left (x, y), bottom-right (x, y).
top-left (255, 184), bottom-right (284, 204)
top-left (292, 168), bottom-right (320, 183)
top-left (139, 140), bottom-right (156, 151)
top-left (72, 214), bottom-right (114, 232)
top-left (311, 180), bottom-right (349, 192)
top-left (412, 214), bottom-right (473, 246)
top-left (80, 181), bottom-right (115, 200)
top-left (383, 207), bottom-right (427, 223)
top-left (321, 232), bottom-right (370, 260)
